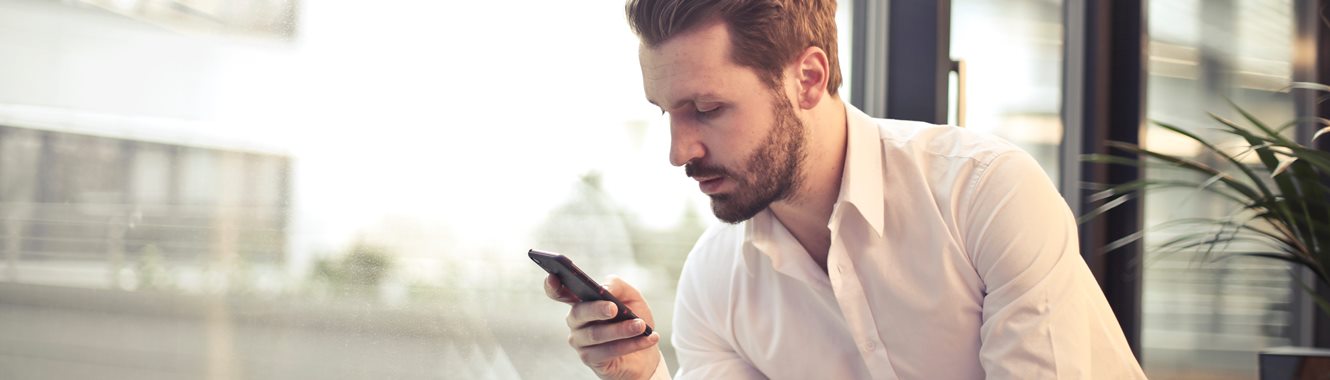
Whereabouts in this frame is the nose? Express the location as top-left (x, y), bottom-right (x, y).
top-left (668, 117), bottom-right (705, 167)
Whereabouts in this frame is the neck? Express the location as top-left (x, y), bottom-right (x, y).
top-left (769, 97), bottom-right (848, 272)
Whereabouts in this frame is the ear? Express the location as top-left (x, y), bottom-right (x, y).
top-left (791, 46), bottom-right (829, 110)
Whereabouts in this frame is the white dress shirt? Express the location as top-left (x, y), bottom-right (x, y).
top-left (652, 104), bottom-right (1145, 379)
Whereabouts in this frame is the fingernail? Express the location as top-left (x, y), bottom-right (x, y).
top-left (632, 319), bottom-right (645, 330)
top-left (602, 303), bottom-right (615, 317)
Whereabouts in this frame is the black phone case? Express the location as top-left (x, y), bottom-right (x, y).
top-left (529, 249), bottom-right (653, 337)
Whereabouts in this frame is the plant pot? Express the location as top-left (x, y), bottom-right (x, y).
top-left (1260, 346), bottom-right (1330, 379)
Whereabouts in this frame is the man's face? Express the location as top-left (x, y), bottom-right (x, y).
top-left (639, 20), bottom-right (807, 224)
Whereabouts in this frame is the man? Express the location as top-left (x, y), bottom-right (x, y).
top-left (544, 0), bottom-right (1147, 378)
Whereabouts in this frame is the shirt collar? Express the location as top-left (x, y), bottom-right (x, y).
top-left (742, 102), bottom-right (886, 273)
top-left (836, 103), bottom-right (886, 238)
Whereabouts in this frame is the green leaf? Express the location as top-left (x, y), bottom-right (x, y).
top-left (1077, 192), bottom-right (1136, 224)
top-left (1083, 98), bottom-right (1330, 296)
top-left (1153, 119), bottom-right (1278, 198)
top-left (1271, 157), bottom-right (1298, 177)
top-left (1085, 177), bottom-right (1245, 205)
top-left (1227, 99), bottom-right (1297, 145)
top-left (1102, 230), bottom-right (1146, 253)
top-left (1282, 82), bottom-right (1330, 93)
top-left (1270, 116), bottom-right (1330, 135)
top-left (1313, 126), bottom-right (1330, 142)
top-left (1106, 140), bottom-right (1264, 202)
top-left (1211, 114), bottom-right (1315, 256)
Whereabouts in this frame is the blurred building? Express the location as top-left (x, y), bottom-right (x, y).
top-left (0, 122), bottom-right (290, 290)
top-left (0, 0), bottom-right (296, 292)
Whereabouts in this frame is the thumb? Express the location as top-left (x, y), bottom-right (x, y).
top-left (603, 275), bottom-right (643, 301)
top-left (604, 275), bottom-right (654, 324)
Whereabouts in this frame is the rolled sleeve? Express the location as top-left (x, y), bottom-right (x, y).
top-left (647, 351), bottom-right (671, 380)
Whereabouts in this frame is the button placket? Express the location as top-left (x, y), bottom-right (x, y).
top-left (827, 235), bottom-right (899, 379)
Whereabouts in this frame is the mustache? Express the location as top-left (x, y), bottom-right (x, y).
top-left (685, 162), bottom-right (730, 179)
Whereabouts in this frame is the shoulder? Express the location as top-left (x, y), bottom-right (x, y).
top-left (673, 222), bottom-right (747, 324)
top-left (679, 222), bottom-right (746, 282)
top-left (868, 118), bottom-right (1041, 209)
top-left (873, 118), bottom-right (1023, 170)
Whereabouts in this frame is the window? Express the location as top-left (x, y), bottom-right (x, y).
top-left (0, 1), bottom-right (854, 378)
top-left (951, 0), bottom-right (1065, 183)
top-left (1142, 0), bottom-right (1296, 378)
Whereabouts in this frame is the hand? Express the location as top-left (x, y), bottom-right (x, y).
top-left (545, 274), bottom-right (662, 380)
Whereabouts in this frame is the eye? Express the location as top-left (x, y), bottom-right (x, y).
top-left (695, 104), bottom-right (722, 120)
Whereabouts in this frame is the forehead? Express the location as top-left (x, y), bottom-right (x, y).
top-left (639, 21), bottom-right (758, 108)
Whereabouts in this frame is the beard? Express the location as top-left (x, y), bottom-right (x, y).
top-left (685, 92), bottom-right (807, 224)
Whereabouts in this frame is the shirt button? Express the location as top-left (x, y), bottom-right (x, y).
top-left (863, 340), bottom-right (877, 352)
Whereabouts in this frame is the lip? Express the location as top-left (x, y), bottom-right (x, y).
top-left (695, 176), bottom-right (725, 195)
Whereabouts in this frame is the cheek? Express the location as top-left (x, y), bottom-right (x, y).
top-left (705, 114), bottom-right (769, 164)
top-left (734, 110), bottom-right (777, 146)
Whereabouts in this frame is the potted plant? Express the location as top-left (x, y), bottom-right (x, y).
top-left (1080, 85), bottom-right (1330, 378)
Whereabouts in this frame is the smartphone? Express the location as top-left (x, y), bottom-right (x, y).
top-left (529, 249), bottom-right (653, 337)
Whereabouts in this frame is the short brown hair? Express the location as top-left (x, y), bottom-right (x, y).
top-left (626, 0), bottom-right (841, 96)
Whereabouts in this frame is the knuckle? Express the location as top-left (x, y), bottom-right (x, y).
top-left (570, 305), bottom-right (590, 324)
top-left (623, 338), bottom-right (643, 353)
top-left (571, 303), bottom-right (587, 320)
top-left (588, 325), bottom-right (606, 343)
top-left (578, 350), bottom-right (595, 365)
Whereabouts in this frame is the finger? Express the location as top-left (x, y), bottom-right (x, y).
top-left (544, 275), bottom-right (578, 304)
top-left (604, 276), bottom-right (652, 324)
top-left (566, 301), bottom-right (617, 329)
top-left (578, 332), bottom-right (661, 368)
top-left (569, 318), bottom-right (648, 348)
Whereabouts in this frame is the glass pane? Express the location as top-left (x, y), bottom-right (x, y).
top-left (951, 0), bottom-right (1065, 183)
top-left (0, 1), bottom-right (855, 379)
top-left (1144, 0), bottom-right (1296, 378)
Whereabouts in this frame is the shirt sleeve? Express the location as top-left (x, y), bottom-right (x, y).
top-left (961, 151), bottom-right (1145, 379)
top-left (669, 240), bottom-right (767, 380)
top-left (647, 351), bottom-right (671, 380)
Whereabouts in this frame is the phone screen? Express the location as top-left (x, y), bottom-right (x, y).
top-left (529, 249), bottom-right (653, 337)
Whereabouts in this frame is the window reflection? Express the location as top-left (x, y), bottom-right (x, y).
top-left (1144, 0), bottom-right (1296, 378)
top-left (951, 0), bottom-right (1064, 183)
top-left (0, 1), bottom-right (852, 378)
